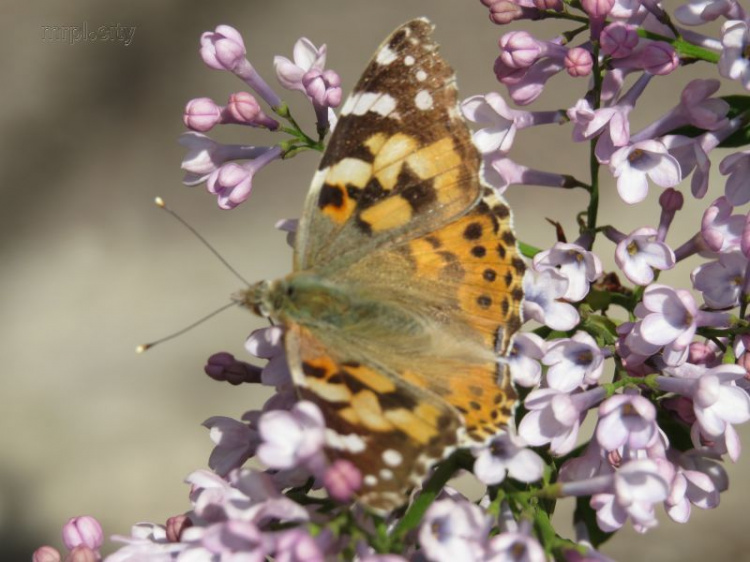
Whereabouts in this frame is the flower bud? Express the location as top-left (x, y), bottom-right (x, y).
top-left (659, 188), bottom-right (684, 212)
top-left (166, 514), bottom-right (193, 542)
top-left (33, 546), bottom-right (61, 562)
top-left (183, 97), bottom-right (222, 132)
top-left (64, 546), bottom-right (98, 562)
top-left (62, 516), bottom-right (103, 551)
top-left (600, 23), bottom-right (639, 58)
top-left (565, 47), bottom-right (593, 77)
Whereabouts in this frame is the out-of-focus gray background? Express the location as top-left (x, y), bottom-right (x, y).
top-left (3, 0), bottom-right (749, 559)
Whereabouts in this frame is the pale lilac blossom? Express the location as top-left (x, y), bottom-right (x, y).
top-left (108, 522), bottom-right (186, 561)
top-left (611, 227), bottom-right (675, 285)
top-left (507, 332), bottom-right (546, 387)
top-left (675, 0), bottom-right (745, 25)
top-left (543, 332), bottom-right (606, 391)
top-left (720, 150), bottom-right (750, 205)
top-left (245, 326), bottom-right (293, 387)
top-left (533, 242), bottom-right (603, 301)
top-left (609, 140), bottom-right (682, 204)
top-left (473, 432), bottom-right (545, 485)
top-left (486, 532), bottom-right (547, 562)
top-left (691, 251), bottom-right (748, 309)
top-left (275, 38), bottom-right (327, 92)
top-left (600, 23), bottom-right (639, 58)
top-left (257, 401), bottom-right (327, 472)
top-left (206, 146), bottom-right (283, 209)
top-left (482, 154), bottom-right (580, 193)
top-left (62, 516), bottom-right (104, 552)
top-left (565, 47), bottom-right (594, 77)
top-left (701, 196), bottom-right (744, 253)
top-left (274, 529), bottom-right (325, 562)
top-left (323, 459), bottom-right (362, 502)
top-left (418, 499), bottom-right (491, 562)
top-left (596, 393), bottom-right (659, 452)
top-left (203, 415), bottom-right (259, 476)
top-left (522, 268), bottom-right (580, 331)
top-left (178, 132), bottom-right (271, 186)
top-left (719, 20), bottom-right (750, 89)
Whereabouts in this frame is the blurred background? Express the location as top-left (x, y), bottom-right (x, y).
top-left (2, 0), bottom-right (748, 560)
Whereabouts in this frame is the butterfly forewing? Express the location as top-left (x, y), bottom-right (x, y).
top-left (294, 18), bottom-right (481, 272)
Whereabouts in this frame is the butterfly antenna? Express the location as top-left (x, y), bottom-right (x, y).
top-left (154, 196), bottom-right (251, 287)
top-left (136, 300), bottom-right (238, 353)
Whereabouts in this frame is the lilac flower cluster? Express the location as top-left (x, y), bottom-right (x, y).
top-left (34, 2), bottom-right (750, 560)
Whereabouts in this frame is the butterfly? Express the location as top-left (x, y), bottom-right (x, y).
top-left (239, 18), bottom-right (525, 513)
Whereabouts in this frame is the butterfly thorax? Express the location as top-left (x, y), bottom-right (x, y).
top-left (237, 273), bottom-right (424, 340)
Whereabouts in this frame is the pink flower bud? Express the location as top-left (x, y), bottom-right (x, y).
top-left (688, 342), bottom-right (717, 365)
top-left (601, 23), bottom-right (639, 58)
top-left (323, 459), bottom-right (363, 502)
top-left (226, 92), bottom-right (279, 130)
top-left (302, 69), bottom-right (343, 108)
top-left (641, 42), bottom-right (680, 75)
top-left (62, 516), bottom-right (103, 551)
top-left (200, 25), bottom-right (247, 71)
top-left (489, 1), bottom-right (524, 23)
top-left (183, 97), bottom-right (222, 132)
top-left (581, 0), bottom-right (615, 18)
top-left (533, 0), bottom-right (563, 10)
top-left (565, 47), bottom-right (593, 77)
top-left (166, 514), bottom-right (193, 542)
top-left (64, 546), bottom-right (98, 562)
top-left (659, 188), bottom-right (684, 212)
top-left (498, 31), bottom-right (542, 69)
top-left (204, 352), bottom-right (261, 385)
top-left (33, 546), bottom-right (61, 562)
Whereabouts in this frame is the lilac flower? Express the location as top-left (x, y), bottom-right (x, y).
top-left (596, 393), bottom-right (659, 452)
top-left (418, 498), bottom-right (491, 562)
top-left (204, 351), bottom-right (262, 385)
top-left (323, 459), bottom-right (362, 502)
top-left (600, 23), bottom-right (639, 58)
top-left (32, 547), bottom-right (61, 562)
top-left (274, 529), bottom-right (325, 562)
top-left (628, 284), bottom-right (729, 366)
top-left (665, 464), bottom-right (720, 523)
top-left (206, 146), bottom-right (283, 209)
top-left (612, 42), bottom-right (680, 76)
top-left (203, 415), bottom-right (259, 476)
top-left (497, 31), bottom-right (563, 69)
top-left (588, 460), bottom-right (670, 532)
top-left (691, 251), bottom-right (748, 308)
top-left (245, 326), bottom-right (293, 387)
top-left (507, 332), bottom-right (546, 387)
top-left (165, 515), bottom-right (192, 543)
top-left (522, 268), bottom-right (580, 331)
top-left (533, 242), bottom-right (603, 301)
top-left (183, 97), bottom-right (222, 132)
top-left (701, 196), bottom-right (744, 253)
top-left (275, 38), bottom-right (327, 92)
top-left (257, 401), bottom-right (327, 472)
top-left (720, 150), bottom-right (750, 205)
top-left (659, 364), bottom-right (750, 437)
top-left (612, 227), bottom-right (675, 285)
top-left (662, 134), bottom-right (712, 199)
top-left (543, 331), bottom-right (606, 391)
top-left (657, 188), bottom-right (684, 242)
top-left (558, 440), bottom-right (614, 482)
top-left (181, 520), bottom-right (269, 561)
top-left (482, 153), bottom-right (578, 193)
top-left (719, 20), bottom-right (750, 89)
top-left (200, 25), bottom-right (281, 108)
top-left (519, 387), bottom-right (606, 455)
top-left (108, 523), bottom-right (186, 561)
top-left (473, 432), bottom-right (544, 485)
top-left (62, 516), bottom-right (104, 552)
top-left (486, 532), bottom-right (547, 562)
top-left (178, 132), bottom-right (271, 186)
top-left (609, 140), bottom-right (682, 204)
top-left (226, 91), bottom-right (280, 129)
top-left (462, 93), bottom-right (563, 154)
top-left (675, 0), bottom-right (745, 25)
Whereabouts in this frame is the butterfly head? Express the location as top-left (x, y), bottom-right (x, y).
top-left (233, 279), bottom-right (283, 318)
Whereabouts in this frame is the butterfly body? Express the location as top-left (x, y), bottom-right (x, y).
top-left (240, 19), bottom-right (524, 513)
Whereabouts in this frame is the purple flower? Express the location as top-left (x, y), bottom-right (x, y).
top-left (533, 242), bottom-right (603, 301)
top-left (473, 432), bottom-right (544, 485)
top-left (486, 532), bottom-right (547, 562)
top-left (543, 332), bottom-right (606, 391)
top-left (32, 547), bottom-right (61, 562)
top-left (558, 441), bottom-right (614, 482)
top-left (589, 460), bottom-right (670, 532)
top-left (204, 352), bottom-right (262, 385)
top-left (183, 97), bottom-right (223, 132)
top-left (257, 401), bottom-right (326, 472)
top-left (565, 47), bottom-right (594, 77)
top-left (418, 498), bottom-right (491, 562)
top-left (701, 196), bottom-right (744, 253)
top-left (323, 459), bottom-right (362, 502)
top-left (720, 150), bottom-right (750, 205)
top-left (108, 523), bottom-right (186, 561)
top-left (719, 20), bottom-right (750, 89)
top-left (62, 516), bottom-right (104, 551)
top-left (609, 140), bottom-right (682, 204)
top-left (519, 387), bottom-right (606, 455)
top-left (178, 132), bottom-right (271, 186)
top-left (613, 227), bottom-right (675, 285)
top-left (205, 146), bottom-right (282, 209)
top-left (203, 415), bottom-right (259, 476)
top-left (274, 529), bottom-right (325, 562)
top-left (482, 153), bottom-right (576, 193)
top-left (665, 462), bottom-right (720, 523)
top-left (200, 25), bottom-right (247, 71)
top-left (691, 251), bottom-right (748, 309)
top-left (245, 326), bottom-right (293, 387)
top-left (675, 0), bottom-right (744, 25)
top-left (522, 268), bottom-right (580, 331)
top-left (226, 91), bottom-right (280, 129)
top-left (596, 393), bottom-right (659, 452)
top-left (600, 23), bottom-right (639, 58)
top-left (275, 38), bottom-right (327, 92)
top-left (507, 332), bottom-right (546, 388)
top-left (182, 520), bottom-right (269, 561)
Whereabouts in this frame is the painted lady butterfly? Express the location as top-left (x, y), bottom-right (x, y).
top-left (239, 18), bottom-right (525, 512)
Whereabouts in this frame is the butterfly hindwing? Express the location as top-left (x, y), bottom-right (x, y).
top-left (294, 18), bottom-right (481, 272)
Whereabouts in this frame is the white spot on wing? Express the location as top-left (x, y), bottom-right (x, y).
top-left (351, 92), bottom-right (397, 117)
top-left (376, 46), bottom-right (398, 66)
top-left (379, 468), bottom-right (394, 481)
top-left (416, 69), bottom-right (427, 82)
top-left (404, 55), bottom-right (415, 66)
top-left (415, 90), bottom-right (434, 111)
top-left (364, 475), bottom-right (378, 487)
top-left (382, 449), bottom-right (403, 467)
top-left (325, 429), bottom-right (366, 453)
top-left (340, 93), bottom-right (358, 116)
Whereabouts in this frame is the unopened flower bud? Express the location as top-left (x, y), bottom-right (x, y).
top-left (62, 516), bottom-right (103, 551)
top-left (565, 47), bottom-right (593, 77)
top-left (166, 514), bottom-right (193, 542)
top-left (183, 97), bottom-right (222, 132)
top-left (33, 547), bottom-right (61, 562)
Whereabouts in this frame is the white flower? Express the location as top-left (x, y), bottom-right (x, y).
top-left (610, 140), bottom-right (682, 204)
